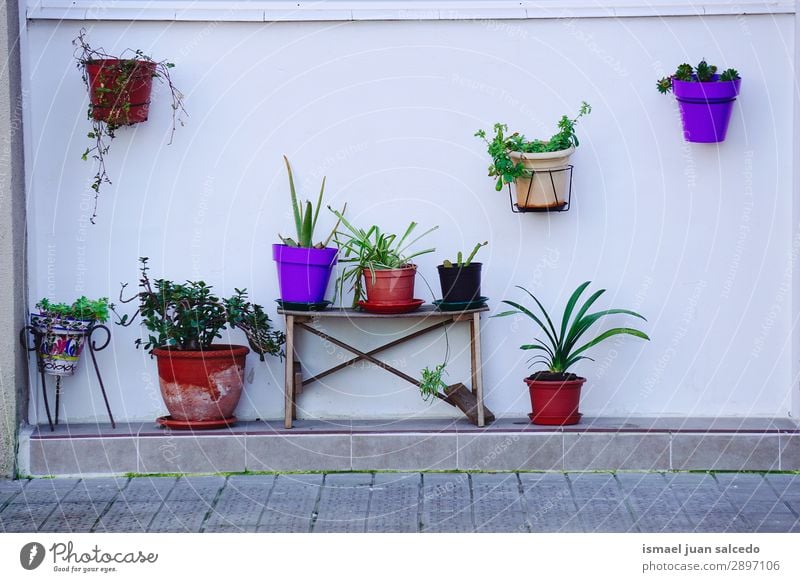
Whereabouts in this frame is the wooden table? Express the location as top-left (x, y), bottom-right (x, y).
top-left (277, 305), bottom-right (489, 428)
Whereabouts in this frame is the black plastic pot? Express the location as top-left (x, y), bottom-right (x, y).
top-left (437, 263), bottom-right (482, 303)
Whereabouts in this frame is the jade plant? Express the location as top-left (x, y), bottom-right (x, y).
top-left (441, 241), bottom-right (487, 268)
top-left (495, 281), bottom-right (649, 379)
top-left (475, 102), bottom-right (591, 191)
top-left (280, 155), bottom-right (345, 248)
top-left (329, 209), bottom-right (438, 306)
top-left (656, 59), bottom-right (740, 94)
top-left (114, 258), bottom-right (285, 360)
top-left (74, 29), bottom-right (187, 223)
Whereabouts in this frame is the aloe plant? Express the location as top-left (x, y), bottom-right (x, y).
top-left (280, 156), bottom-right (344, 249)
top-left (329, 208), bottom-right (438, 306)
top-left (495, 281), bottom-right (649, 374)
top-left (442, 241), bottom-right (487, 268)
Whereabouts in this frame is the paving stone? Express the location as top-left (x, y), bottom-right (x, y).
top-left (167, 476), bottom-right (225, 501)
top-left (93, 501), bottom-right (161, 533)
top-left (622, 484), bottom-right (694, 532)
top-left (39, 502), bottom-right (109, 533)
top-left (367, 473), bottom-right (420, 533)
top-left (205, 497), bottom-right (265, 530)
top-left (313, 474), bottom-right (372, 533)
top-left (765, 474), bottom-right (800, 512)
top-left (223, 474), bottom-right (276, 499)
top-left (714, 473), bottom-right (779, 504)
top-left (665, 473), bottom-right (750, 531)
top-left (732, 501), bottom-right (799, 532)
top-left (12, 479), bottom-right (79, 504)
top-left (0, 480), bottom-right (25, 506)
top-left (258, 474), bottom-right (323, 533)
top-left (471, 473), bottom-right (527, 533)
top-left (63, 478), bottom-right (127, 503)
top-left (569, 473), bottom-right (623, 501)
top-left (574, 497), bottom-right (636, 532)
top-left (421, 473), bottom-right (473, 532)
top-left (118, 477), bottom-right (177, 502)
top-left (0, 503), bottom-right (58, 532)
top-left (204, 523), bottom-right (258, 533)
top-left (520, 473), bottom-right (579, 532)
top-left (148, 500), bottom-right (214, 532)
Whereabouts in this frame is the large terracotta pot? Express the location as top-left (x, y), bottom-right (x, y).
top-left (509, 146), bottom-right (574, 209)
top-left (153, 344), bottom-right (249, 423)
top-left (363, 264), bottom-right (417, 303)
top-left (525, 374), bottom-right (586, 425)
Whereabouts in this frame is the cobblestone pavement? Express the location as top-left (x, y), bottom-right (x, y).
top-left (1, 472), bottom-right (798, 533)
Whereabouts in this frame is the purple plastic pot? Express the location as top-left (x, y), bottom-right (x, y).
top-left (673, 75), bottom-right (741, 143)
top-left (272, 244), bottom-right (338, 303)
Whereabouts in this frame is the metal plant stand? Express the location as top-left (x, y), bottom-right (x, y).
top-left (508, 165), bottom-right (573, 213)
top-left (20, 323), bottom-right (115, 432)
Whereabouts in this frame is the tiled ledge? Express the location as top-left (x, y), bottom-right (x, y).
top-left (19, 417), bottom-right (800, 477)
top-left (26, 0), bottom-right (796, 22)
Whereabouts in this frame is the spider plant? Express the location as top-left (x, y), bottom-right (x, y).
top-left (280, 156), bottom-right (345, 248)
top-left (495, 281), bottom-right (649, 376)
top-left (329, 208), bottom-right (438, 306)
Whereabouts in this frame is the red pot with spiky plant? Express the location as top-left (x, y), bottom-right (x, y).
top-left (497, 281), bottom-right (650, 426)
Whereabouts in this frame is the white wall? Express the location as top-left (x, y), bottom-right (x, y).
top-left (23, 12), bottom-right (797, 422)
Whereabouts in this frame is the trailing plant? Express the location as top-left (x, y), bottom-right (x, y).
top-left (441, 241), bottom-right (487, 268)
top-left (329, 208), bottom-right (438, 306)
top-left (475, 102), bottom-right (591, 191)
top-left (419, 363), bottom-right (448, 402)
top-left (74, 29), bottom-right (187, 224)
top-left (495, 281), bottom-right (649, 377)
top-left (656, 59), bottom-right (740, 94)
top-left (279, 155), bottom-right (345, 248)
top-left (114, 258), bottom-right (285, 360)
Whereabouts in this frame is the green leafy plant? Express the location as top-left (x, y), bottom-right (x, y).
top-left (74, 29), bottom-right (187, 224)
top-left (657, 59), bottom-right (740, 94)
top-left (114, 258), bottom-right (285, 360)
top-left (419, 363), bottom-right (448, 402)
top-left (495, 281), bottom-right (649, 376)
top-left (329, 209), bottom-right (438, 306)
top-left (442, 241), bottom-right (487, 268)
top-left (35, 297), bottom-right (110, 323)
top-left (280, 156), bottom-right (345, 248)
top-left (475, 102), bottom-right (591, 191)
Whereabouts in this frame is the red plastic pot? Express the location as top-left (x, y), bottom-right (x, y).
top-left (86, 59), bottom-right (156, 125)
top-left (363, 264), bottom-right (417, 303)
top-left (152, 344), bottom-right (249, 424)
top-left (525, 375), bottom-right (586, 425)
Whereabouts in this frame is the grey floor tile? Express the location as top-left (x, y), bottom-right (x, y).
top-left (780, 435), bottom-right (800, 470)
top-left (458, 433), bottom-right (562, 471)
top-left (620, 476), bottom-right (693, 532)
top-left (94, 501), bottom-right (161, 533)
top-left (118, 477), bottom-right (177, 502)
top-left (765, 474), bottom-right (800, 509)
top-left (29, 438), bottom-right (138, 475)
top-left (0, 480), bottom-right (25, 506)
top-left (0, 503), bottom-right (58, 532)
top-left (421, 474), bottom-right (473, 532)
top-left (167, 476), bottom-right (226, 501)
top-left (520, 473), bottom-right (579, 532)
top-left (63, 478), bottom-right (128, 503)
top-left (313, 473), bottom-right (372, 533)
top-left (574, 497), bottom-right (636, 532)
top-left (569, 473), bottom-right (624, 500)
top-left (12, 478), bottom-right (79, 504)
top-left (39, 501), bottom-right (109, 533)
top-left (471, 473), bottom-right (527, 533)
top-left (139, 436), bottom-right (245, 474)
top-left (148, 500), bottom-right (214, 532)
top-left (367, 473), bottom-right (420, 533)
top-left (247, 435), bottom-right (350, 472)
top-left (205, 497), bottom-right (266, 530)
top-left (564, 434), bottom-right (670, 470)
top-left (258, 474), bottom-right (323, 533)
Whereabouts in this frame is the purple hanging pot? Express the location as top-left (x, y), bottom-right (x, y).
top-left (673, 75), bottom-right (741, 143)
top-left (272, 244), bottom-right (338, 303)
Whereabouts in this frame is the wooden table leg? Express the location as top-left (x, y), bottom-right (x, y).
top-left (471, 312), bottom-right (485, 427)
top-left (284, 315), bottom-right (295, 429)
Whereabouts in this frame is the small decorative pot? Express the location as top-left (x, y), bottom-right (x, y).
top-left (509, 146), bottom-right (574, 209)
top-left (86, 59), bottom-right (157, 126)
top-left (673, 75), bottom-right (741, 143)
top-left (437, 263), bottom-right (482, 303)
top-left (272, 244), bottom-right (338, 303)
top-left (152, 344), bottom-right (249, 424)
top-left (30, 314), bottom-right (93, 376)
